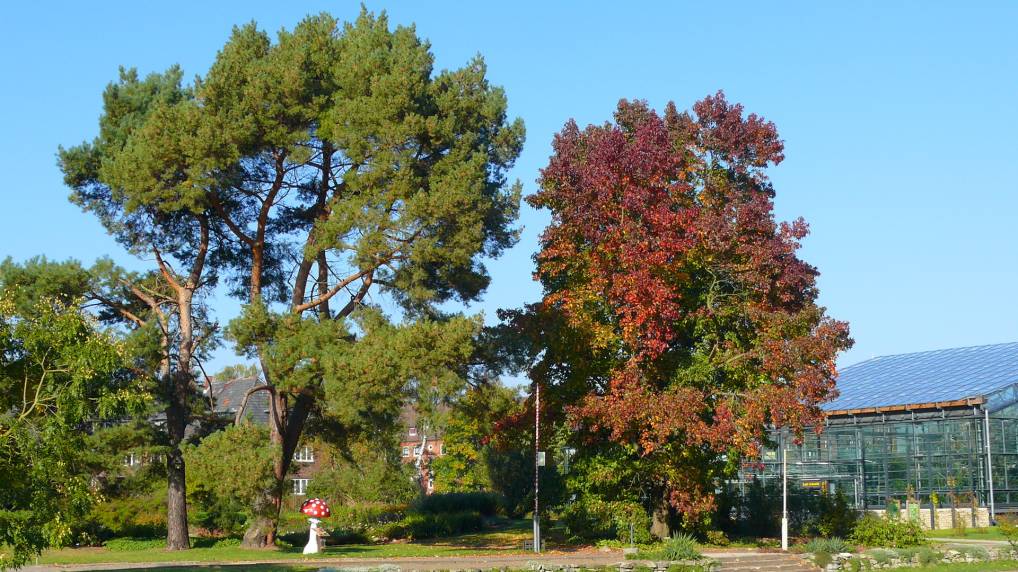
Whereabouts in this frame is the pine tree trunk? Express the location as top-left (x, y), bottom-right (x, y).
top-left (164, 395), bottom-right (190, 550)
top-left (241, 392), bottom-right (312, 548)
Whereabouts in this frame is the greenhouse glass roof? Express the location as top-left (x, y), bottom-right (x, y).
top-left (823, 342), bottom-right (1018, 412)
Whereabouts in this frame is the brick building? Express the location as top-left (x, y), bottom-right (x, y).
top-left (398, 406), bottom-right (446, 493)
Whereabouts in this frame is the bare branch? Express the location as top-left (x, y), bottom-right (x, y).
top-left (152, 247), bottom-right (183, 294)
top-left (293, 267), bottom-right (374, 314)
top-left (335, 271), bottom-right (374, 319)
top-left (234, 385), bottom-right (275, 426)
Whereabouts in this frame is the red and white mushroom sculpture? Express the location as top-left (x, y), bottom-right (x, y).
top-left (300, 498), bottom-right (330, 555)
top-left (300, 497), bottom-right (331, 519)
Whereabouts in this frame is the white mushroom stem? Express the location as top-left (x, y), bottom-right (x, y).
top-left (303, 518), bottom-right (321, 555)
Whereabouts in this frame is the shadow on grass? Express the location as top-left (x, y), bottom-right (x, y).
top-left (102, 561), bottom-right (317, 565)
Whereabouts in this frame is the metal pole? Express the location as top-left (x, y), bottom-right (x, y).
top-left (984, 408), bottom-right (996, 522)
top-left (781, 439), bottom-right (788, 551)
top-left (533, 382), bottom-right (541, 553)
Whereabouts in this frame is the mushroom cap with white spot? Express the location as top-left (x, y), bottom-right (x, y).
top-left (301, 497), bottom-right (331, 518)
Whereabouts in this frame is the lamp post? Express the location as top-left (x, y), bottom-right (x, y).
top-left (533, 381), bottom-right (541, 553)
top-left (781, 442), bottom-right (789, 551)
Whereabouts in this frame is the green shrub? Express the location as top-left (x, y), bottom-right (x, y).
top-left (895, 547), bottom-right (917, 561)
top-left (812, 552), bottom-right (833, 568)
top-left (411, 492), bottom-right (503, 517)
top-left (850, 514), bottom-right (926, 548)
top-left (953, 514), bottom-right (968, 537)
top-left (802, 491), bottom-right (858, 539)
top-left (846, 557), bottom-right (862, 572)
top-left (915, 546), bottom-right (940, 565)
top-left (104, 537), bottom-right (166, 551)
top-left (187, 486), bottom-right (250, 536)
top-left (865, 548), bottom-right (894, 564)
top-left (661, 533), bottom-right (701, 561)
top-left (368, 510), bottom-right (485, 540)
top-left (91, 493), bottom-right (167, 539)
top-left (803, 536), bottom-right (851, 554)
top-left (704, 529), bottom-right (729, 546)
top-left (999, 515), bottom-right (1018, 550)
top-left (960, 545), bottom-right (989, 561)
top-left (630, 533), bottom-right (702, 561)
top-left (560, 497), bottom-right (652, 543)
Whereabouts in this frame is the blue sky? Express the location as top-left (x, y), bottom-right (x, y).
top-left (2, 1), bottom-right (1017, 375)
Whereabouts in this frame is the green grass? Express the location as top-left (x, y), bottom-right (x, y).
top-left (909, 562), bottom-right (1018, 571)
top-left (40, 520), bottom-right (543, 566)
top-left (928, 526), bottom-right (1007, 541)
top-left (40, 541), bottom-right (522, 565)
top-left (95, 561), bottom-right (319, 565)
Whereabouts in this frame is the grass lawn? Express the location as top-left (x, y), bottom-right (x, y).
top-left (911, 562), bottom-right (1018, 571)
top-left (928, 526), bottom-right (1008, 541)
top-left (39, 520), bottom-right (550, 566)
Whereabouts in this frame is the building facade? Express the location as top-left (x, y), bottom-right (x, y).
top-left (739, 342), bottom-right (1018, 525)
top-left (397, 406), bottom-right (446, 493)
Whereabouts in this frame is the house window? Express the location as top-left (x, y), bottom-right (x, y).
top-left (402, 446), bottom-right (410, 457)
top-left (292, 478), bottom-right (309, 496)
top-left (440, 444), bottom-right (444, 455)
top-left (123, 453), bottom-right (138, 467)
top-left (293, 445), bottom-right (314, 463)
top-left (409, 427), bottom-right (417, 437)
top-left (414, 446), bottom-right (422, 456)
top-left (427, 444), bottom-right (434, 452)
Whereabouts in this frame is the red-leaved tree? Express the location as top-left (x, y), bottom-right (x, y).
top-left (515, 93), bottom-right (851, 534)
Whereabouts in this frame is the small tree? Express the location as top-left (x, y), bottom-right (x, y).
top-left (0, 295), bottom-right (146, 567)
top-left (183, 423), bottom-right (277, 536)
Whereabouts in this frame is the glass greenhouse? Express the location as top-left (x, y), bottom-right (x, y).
top-left (739, 342), bottom-right (1018, 520)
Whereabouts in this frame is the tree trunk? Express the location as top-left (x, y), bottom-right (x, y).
top-left (650, 491), bottom-right (672, 540)
top-left (241, 392), bottom-right (313, 548)
top-left (164, 390), bottom-right (190, 550)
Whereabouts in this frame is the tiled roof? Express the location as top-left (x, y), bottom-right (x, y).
top-left (823, 342), bottom-right (1018, 411)
top-left (399, 403), bottom-right (446, 441)
top-left (211, 376), bottom-right (270, 424)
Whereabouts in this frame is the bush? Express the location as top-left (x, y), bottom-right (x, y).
top-left (999, 515), bottom-right (1018, 550)
top-left (90, 493), bottom-right (167, 539)
top-left (850, 515), bottom-right (926, 548)
top-left (812, 552), bottom-right (833, 568)
top-left (803, 537), bottom-right (851, 554)
top-left (959, 545), bottom-right (989, 561)
top-left (104, 537), bottom-right (166, 551)
top-left (802, 491), bottom-right (858, 539)
top-left (953, 514), bottom-right (968, 537)
top-left (662, 533), bottom-right (702, 561)
top-left (634, 533), bottom-right (702, 561)
top-left (369, 510), bottom-right (485, 540)
top-left (915, 546), bottom-right (940, 565)
top-left (704, 530), bottom-right (729, 546)
top-left (560, 497), bottom-right (652, 543)
top-left (866, 548), bottom-right (894, 564)
top-left (411, 492), bottom-right (503, 517)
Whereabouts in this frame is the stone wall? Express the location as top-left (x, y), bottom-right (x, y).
top-left (864, 507), bottom-right (990, 530)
